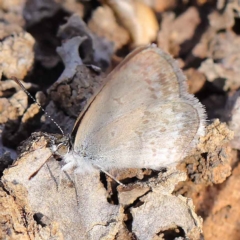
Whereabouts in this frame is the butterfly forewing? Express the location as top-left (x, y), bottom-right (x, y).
top-left (73, 45), bottom-right (205, 170)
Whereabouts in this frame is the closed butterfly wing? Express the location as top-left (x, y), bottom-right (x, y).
top-left (72, 45), bottom-right (206, 171)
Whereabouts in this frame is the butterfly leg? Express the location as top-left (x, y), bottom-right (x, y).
top-left (45, 163), bottom-right (58, 191)
top-left (59, 170), bottom-right (79, 205)
top-left (59, 169), bottom-right (64, 191)
top-left (94, 164), bottom-right (126, 187)
top-left (73, 172), bottom-right (79, 206)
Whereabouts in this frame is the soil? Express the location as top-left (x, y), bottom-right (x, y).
top-left (1, 0), bottom-right (240, 240)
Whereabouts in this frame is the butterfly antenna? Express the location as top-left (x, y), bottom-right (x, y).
top-left (12, 77), bottom-right (66, 137)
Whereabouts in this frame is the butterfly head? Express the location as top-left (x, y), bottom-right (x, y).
top-left (49, 133), bottom-right (73, 157)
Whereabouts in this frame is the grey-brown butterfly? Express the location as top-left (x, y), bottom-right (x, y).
top-left (60, 44), bottom-right (206, 178)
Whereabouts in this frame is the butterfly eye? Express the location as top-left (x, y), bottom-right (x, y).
top-left (55, 143), bottom-right (68, 156)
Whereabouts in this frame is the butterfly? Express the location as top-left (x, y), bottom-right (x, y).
top-left (14, 44), bottom-right (206, 184)
top-left (62, 45), bottom-right (206, 176)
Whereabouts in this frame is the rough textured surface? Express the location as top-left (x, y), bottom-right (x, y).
top-left (0, 184), bottom-right (64, 240)
top-left (0, 31), bottom-right (35, 79)
top-left (1, 1), bottom-right (240, 239)
top-left (88, 5), bottom-right (130, 51)
top-left (130, 174), bottom-right (202, 240)
top-left (224, 90), bottom-right (240, 150)
top-left (57, 14), bottom-right (114, 71)
top-left (202, 163), bottom-right (240, 240)
top-left (1, 119), bottom-right (233, 240)
top-left (48, 36), bottom-right (103, 118)
top-left (2, 145), bottom-right (119, 239)
top-left (157, 7), bottom-right (201, 57)
top-left (1, 91), bottom-right (46, 148)
top-left (104, 0), bottom-right (159, 47)
top-left (1, 134), bottom-right (203, 239)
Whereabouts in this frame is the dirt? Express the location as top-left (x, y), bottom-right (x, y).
top-left (1, 0), bottom-right (240, 239)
